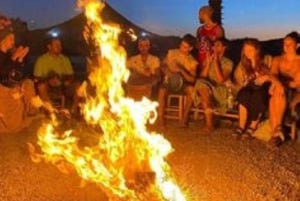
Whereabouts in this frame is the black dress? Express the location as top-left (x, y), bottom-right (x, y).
top-left (237, 71), bottom-right (271, 123)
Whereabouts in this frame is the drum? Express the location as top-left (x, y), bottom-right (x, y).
top-left (167, 73), bottom-right (184, 93)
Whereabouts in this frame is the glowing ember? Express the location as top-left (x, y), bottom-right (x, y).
top-left (29, 0), bottom-right (187, 200)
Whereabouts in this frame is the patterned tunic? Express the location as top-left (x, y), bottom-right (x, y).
top-left (197, 24), bottom-right (222, 66)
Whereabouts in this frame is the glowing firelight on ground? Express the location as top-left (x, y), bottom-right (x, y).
top-left (29, 0), bottom-right (187, 200)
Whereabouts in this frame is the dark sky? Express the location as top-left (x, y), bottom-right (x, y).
top-left (0, 0), bottom-right (300, 40)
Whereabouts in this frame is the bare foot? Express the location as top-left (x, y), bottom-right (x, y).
top-left (202, 126), bottom-right (214, 134)
top-left (179, 120), bottom-right (188, 128)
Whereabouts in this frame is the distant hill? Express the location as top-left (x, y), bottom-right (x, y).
top-left (21, 2), bottom-right (299, 66)
top-left (22, 2), bottom-right (179, 58)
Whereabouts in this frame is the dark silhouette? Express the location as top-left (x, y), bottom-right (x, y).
top-left (209, 0), bottom-right (223, 25)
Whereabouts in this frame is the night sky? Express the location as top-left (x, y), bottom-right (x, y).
top-left (0, 0), bottom-right (299, 40)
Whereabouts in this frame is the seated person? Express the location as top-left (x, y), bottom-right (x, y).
top-left (126, 37), bottom-right (160, 100)
top-left (233, 38), bottom-right (282, 140)
top-left (44, 71), bottom-right (65, 108)
top-left (0, 16), bottom-right (42, 133)
top-left (181, 38), bottom-right (233, 131)
top-left (157, 34), bottom-right (198, 127)
top-left (34, 37), bottom-right (75, 108)
top-left (270, 32), bottom-right (300, 145)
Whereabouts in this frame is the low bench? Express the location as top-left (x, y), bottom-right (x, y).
top-left (164, 94), bottom-right (297, 140)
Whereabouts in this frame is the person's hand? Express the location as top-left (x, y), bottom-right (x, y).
top-left (83, 24), bottom-right (90, 42)
top-left (11, 90), bottom-right (24, 100)
top-left (205, 52), bottom-right (213, 64)
top-left (63, 78), bottom-right (72, 86)
top-left (30, 96), bottom-right (43, 108)
top-left (254, 75), bottom-right (269, 85)
top-left (76, 81), bottom-right (87, 98)
top-left (211, 50), bottom-right (219, 60)
top-left (48, 77), bottom-right (61, 87)
top-left (43, 101), bottom-right (56, 113)
top-left (11, 46), bottom-right (29, 63)
top-left (288, 80), bottom-right (298, 88)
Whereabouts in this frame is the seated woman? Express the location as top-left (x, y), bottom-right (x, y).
top-left (233, 38), bottom-right (280, 138)
top-left (181, 38), bottom-right (233, 131)
top-left (0, 16), bottom-right (42, 133)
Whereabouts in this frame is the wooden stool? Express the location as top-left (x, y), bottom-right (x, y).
top-left (164, 94), bottom-right (186, 121)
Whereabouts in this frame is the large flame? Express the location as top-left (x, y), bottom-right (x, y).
top-left (30, 0), bottom-right (187, 200)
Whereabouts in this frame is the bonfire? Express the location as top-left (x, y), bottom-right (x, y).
top-left (29, 0), bottom-right (187, 200)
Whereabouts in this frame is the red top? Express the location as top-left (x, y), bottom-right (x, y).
top-left (197, 24), bottom-right (221, 66)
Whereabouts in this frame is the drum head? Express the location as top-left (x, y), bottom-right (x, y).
top-left (167, 73), bottom-right (183, 93)
top-left (7, 69), bottom-right (23, 86)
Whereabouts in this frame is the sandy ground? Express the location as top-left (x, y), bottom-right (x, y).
top-left (0, 117), bottom-right (299, 201)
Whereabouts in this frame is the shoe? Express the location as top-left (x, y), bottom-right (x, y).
top-left (241, 127), bottom-right (255, 139)
top-left (268, 136), bottom-right (283, 147)
top-left (272, 125), bottom-right (285, 140)
top-left (232, 127), bottom-right (244, 137)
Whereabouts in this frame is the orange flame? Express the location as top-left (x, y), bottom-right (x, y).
top-left (30, 0), bottom-right (187, 200)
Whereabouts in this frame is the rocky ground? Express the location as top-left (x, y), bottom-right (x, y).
top-left (0, 117), bottom-right (299, 201)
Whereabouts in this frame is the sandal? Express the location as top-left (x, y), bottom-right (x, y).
top-left (273, 125), bottom-right (284, 137)
top-left (232, 127), bottom-right (244, 137)
top-left (269, 125), bottom-right (284, 147)
top-left (268, 136), bottom-right (283, 147)
top-left (241, 127), bottom-right (256, 139)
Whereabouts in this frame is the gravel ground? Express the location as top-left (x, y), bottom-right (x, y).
top-left (0, 117), bottom-right (299, 201)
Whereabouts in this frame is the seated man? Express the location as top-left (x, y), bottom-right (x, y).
top-left (126, 37), bottom-right (160, 100)
top-left (182, 38), bottom-right (233, 131)
top-left (157, 34), bottom-right (198, 127)
top-left (34, 37), bottom-right (75, 108)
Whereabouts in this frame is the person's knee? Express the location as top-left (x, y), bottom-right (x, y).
top-left (22, 79), bottom-right (36, 96)
top-left (184, 86), bottom-right (193, 94)
top-left (199, 87), bottom-right (211, 100)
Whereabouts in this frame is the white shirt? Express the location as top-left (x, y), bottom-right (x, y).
top-left (165, 49), bottom-right (198, 73)
top-left (127, 54), bottom-right (160, 75)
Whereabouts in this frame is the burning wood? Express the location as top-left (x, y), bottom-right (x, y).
top-left (28, 0), bottom-right (187, 200)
